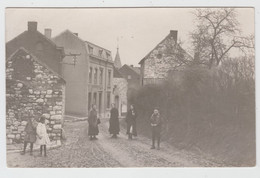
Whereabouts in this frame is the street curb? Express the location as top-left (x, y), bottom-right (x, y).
top-left (7, 142), bottom-right (62, 154)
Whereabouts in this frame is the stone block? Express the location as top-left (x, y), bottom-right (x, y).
top-left (50, 121), bottom-right (55, 125)
top-left (53, 124), bottom-right (62, 129)
top-left (15, 134), bottom-right (21, 140)
top-left (26, 77), bottom-right (31, 81)
top-left (18, 125), bottom-right (25, 132)
top-left (47, 90), bottom-right (53, 95)
top-left (56, 111), bottom-right (62, 114)
top-left (36, 98), bottom-right (44, 103)
top-left (7, 139), bottom-right (13, 145)
top-left (34, 91), bottom-right (40, 95)
top-left (13, 121), bottom-right (20, 126)
top-left (56, 102), bottom-right (63, 106)
top-left (50, 111), bottom-right (56, 115)
top-left (17, 83), bottom-right (23, 88)
top-left (7, 134), bottom-right (15, 139)
top-left (46, 95), bottom-right (52, 98)
top-left (42, 113), bottom-right (50, 119)
top-left (41, 91), bottom-right (47, 95)
top-left (53, 106), bottom-right (62, 111)
top-left (21, 121), bottom-right (27, 126)
top-left (28, 89), bottom-right (33, 94)
top-left (51, 115), bottom-right (62, 120)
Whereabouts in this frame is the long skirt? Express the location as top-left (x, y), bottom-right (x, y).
top-left (109, 119), bottom-right (120, 135)
top-left (126, 120), bottom-right (137, 136)
top-left (88, 124), bottom-right (99, 136)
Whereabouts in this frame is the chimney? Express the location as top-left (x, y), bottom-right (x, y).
top-left (170, 30), bottom-right (178, 41)
top-left (28, 21), bottom-right (37, 31)
top-left (44, 28), bottom-right (52, 39)
top-left (73, 33), bottom-right (78, 36)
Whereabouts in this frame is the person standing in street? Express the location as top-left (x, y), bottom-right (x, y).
top-left (88, 104), bottom-right (99, 140)
top-left (21, 117), bottom-right (38, 156)
top-left (36, 116), bottom-right (50, 157)
top-left (150, 108), bottom-right (163, 150)
top-left (109, 103), bottom-right (120, 138)
top-left (126, 104), bottom-right (137, 139)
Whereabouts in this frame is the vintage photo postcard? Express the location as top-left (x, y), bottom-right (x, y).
top-left (4, 7), bottom-right (255, 168)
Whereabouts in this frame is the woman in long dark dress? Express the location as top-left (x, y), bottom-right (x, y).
top-left (88, 104), bottom-right (99, 140)
top-left (21, 117), bottom-right (37, 155)
top-left (126, 104), bottom-right (137, 139)
top-left (109, 103), bottom-right (120, 138)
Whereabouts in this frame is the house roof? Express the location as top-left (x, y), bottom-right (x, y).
top-left (52, 29), bottom-right (113, 63)
top-left (6, 30), bottom-right (64, 60)
top-left (120, 64), bottom-right (140, 76)
top-left (113, 66), bottom-right (124, 78)
top-left (138, 31), bottom-right (191, 65)
top-left (114, 47), bottom-right (122, 69)
top-left (6, 47), bottom-right (66, 83)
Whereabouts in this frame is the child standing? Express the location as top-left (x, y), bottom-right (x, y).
top-left (21, 117), bottom-right (37, 155)
top-left (36, 116), bottom-right (50, 157)
top-left (150, 108), bottom-right (163, 150)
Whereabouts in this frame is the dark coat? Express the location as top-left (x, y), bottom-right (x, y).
top-left (126, 108), bottom-right (137, 136)
top-left (109, 108), bottom-right (120, 135)
top-left (88, 109), bottom-right (99, 136)
top-left (24, 118), bottom-right (37, 143)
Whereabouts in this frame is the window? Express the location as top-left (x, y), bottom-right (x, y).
top-left (93, 93), bottom-right (97, 105)
top-left (89, 67), bottom-right (92, 83)
top-left (107, 92), bottom-right (111, 108)
top-left (99, 49), bottom-right (103, 57)
top-left (88, 45), bottom-right (93, 54)
top-left (106, 52), bottom-right (111, 59)
top-left (108, 70), bottom-right (111, 87)
top-left (94, 68), bottom-right (98, 84)
top-left (99, 68), bottom-right (103, 85)
top-left (88, 92), bottom-right (92, 111)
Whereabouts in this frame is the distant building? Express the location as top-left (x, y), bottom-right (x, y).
top-left (52, 30), bottom-right (114, 117)
top-left (112, 47), bottom-right (127, 116)
top-left (119, 64), bottom-right (140, 105)
top-left (113, 66), bottom-right (127, 117)
top-left (138, 30), bottom-right (192, 86)
top-left (6, 21), bottom-right (66, 145)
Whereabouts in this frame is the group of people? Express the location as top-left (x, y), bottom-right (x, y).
top-left (21, 116), bottom-right (50, 156)
top-left (87, 104), bottom-right (163, 150)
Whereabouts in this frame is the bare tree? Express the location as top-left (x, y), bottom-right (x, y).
top-left (191, 8), bottom-right (254, 68)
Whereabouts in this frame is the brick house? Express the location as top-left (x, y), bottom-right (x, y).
top-left (6, 47), bottom-right (65, 145)
top-left (52, 30), bottom-right (114, 117)
top-left (138, 30), bottom-right (192, 86)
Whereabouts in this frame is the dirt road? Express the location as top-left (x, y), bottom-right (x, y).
top-left (7, 118), bottom-right (224, 167)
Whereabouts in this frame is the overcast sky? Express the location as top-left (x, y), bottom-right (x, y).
top-left (6, 8), bottom-right (254, 66)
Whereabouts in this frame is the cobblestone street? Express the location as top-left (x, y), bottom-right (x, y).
top-left (7, 118), bottom-right (226, 168)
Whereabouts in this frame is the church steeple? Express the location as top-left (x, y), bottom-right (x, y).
top-left (114, 46), bottom-right (122, 69)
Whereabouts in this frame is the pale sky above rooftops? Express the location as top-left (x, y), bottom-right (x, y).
top-left (6, 8), bottom-right (254, 67)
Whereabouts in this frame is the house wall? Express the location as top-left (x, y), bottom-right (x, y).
top-left (113, 77), bottom-right (128, 117)
top-left (53, 32), bottom-right (89, 116)
top-left (88, 56), bottom-right (114, 118)
top-left (6, 51), bottom-right (65, 145)
top-left (6, 30), bottom-right (63, 75)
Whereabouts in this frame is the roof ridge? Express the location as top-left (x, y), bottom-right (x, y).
top-left (6, 47), bottom-right (65, 83)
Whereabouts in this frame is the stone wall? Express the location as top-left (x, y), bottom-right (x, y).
top-left (143, 36), bottom-right (191, 80)
top-left (6, 49), bottom-right (65, 145)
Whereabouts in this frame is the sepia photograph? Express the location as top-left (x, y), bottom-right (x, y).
top-left (5, 7), bottom-right (255, 168)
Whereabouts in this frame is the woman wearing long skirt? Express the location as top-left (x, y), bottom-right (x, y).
top-left (88, 104), bottom-right (99, 140)
top-left (21, 117), bottom-right (37, 155)
top-left (109, 103), bottom-right (120, 138)
top-left (126, 104), bottom-right (137, 139)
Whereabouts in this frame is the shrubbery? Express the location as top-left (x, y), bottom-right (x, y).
top-left (130, 57), bottom-right (255, 166)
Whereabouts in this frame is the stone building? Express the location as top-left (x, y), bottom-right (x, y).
top-left (138, 30), bottom-right (192, 86)
top-left (5, 21), bottom-right (66, 145)
top-left (119, 64), bottom-right (140, 106)
top-left (112, 48), bottom-right (128, 117)
top-left (52, 30), bottom-right (114, 117)
top-left (6, 47), bottom-right (65, 145)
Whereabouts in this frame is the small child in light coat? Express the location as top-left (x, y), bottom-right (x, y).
top-left (36, 116), bottom-right (50, 157)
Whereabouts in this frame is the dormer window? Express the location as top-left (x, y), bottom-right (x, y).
top-left (106, 52), bottom-right (111, 59)
top-left (99, 49), bottom-right (103, 57)
top-left (88, 45), bottom-right (93, 54)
